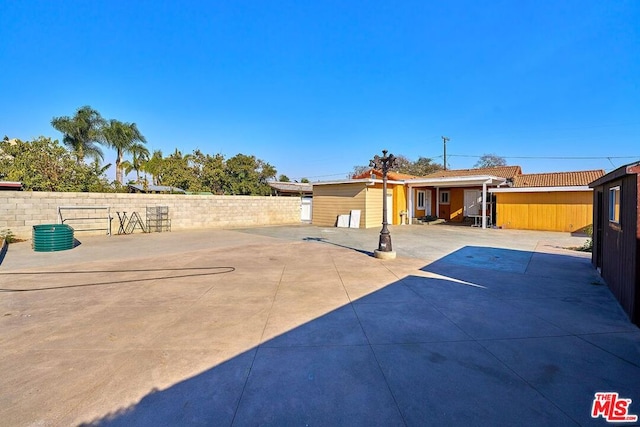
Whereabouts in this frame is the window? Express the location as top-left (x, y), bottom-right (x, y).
top-left (609, 186), bottom-right (620, 223)
top-left (440, 190), bottom-right (450, 205)
top-left (417, 190), bottom-right (426, 210)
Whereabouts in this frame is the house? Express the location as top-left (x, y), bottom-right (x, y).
top-left (0, 181), bottom-right (22, 191)
top-left (405, 166), bottom-right (521, 227)
top-left (589, 161), bottom-right (640, 325)
top-left (268, 181), bottom-right (313, 197)
top-left (490, 170), bottom-right (604, 232)
top-left (128, 184), bottom-right (186, 194)
top-left (268, 181), bottom-right (314, 222)
top-left (312, 165), bottom-right (604, 231)
top-left (312, 171), bottom-right (413, 228)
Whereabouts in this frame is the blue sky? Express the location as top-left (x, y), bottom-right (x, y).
top-left (1, 1), bottom-right (638, 181)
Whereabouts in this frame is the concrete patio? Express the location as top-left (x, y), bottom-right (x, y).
top-left (1, 224), bottom-right (639, 426)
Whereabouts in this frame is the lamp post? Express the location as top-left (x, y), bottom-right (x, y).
top-left (370, 149), bottom-right (397, 259)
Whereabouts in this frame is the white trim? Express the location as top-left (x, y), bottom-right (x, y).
top-left (312, 178), bottom-right (405, 186)
top-left (490, 186), bottom-right (593, 193)
top-left (406, 175), bottom-right (506, 187)
top-left (408, 184), bottom-right (414, 224)
top-left (439, 189), bottom-right (450, 205)
top-left (417, 190), bottom-right (426, 210)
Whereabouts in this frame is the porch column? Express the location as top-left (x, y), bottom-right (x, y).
top-left (482, 181), bottom-right (488, 229)
top-left (408, 185), bottom-right (413, 224)
top-left (436, 187), bottom-right (440, 217)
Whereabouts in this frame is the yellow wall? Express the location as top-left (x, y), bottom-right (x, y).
top-left (368, 183), bottom-right (405, 227)
top-left (312, 183), bottom-right (367, 227)
top-left (365, 186), bottom-right (383, 228)
top-left (495, 191), bottom-right (594, 232)
top-left (395, 185), bottom-right (408, 224)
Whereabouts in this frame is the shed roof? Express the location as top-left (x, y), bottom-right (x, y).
top-left (589, 161), bottom-right (640, 187)
top-left (513, 170), bottom-right (605, 188)
top-left (0, 181), bottom-right (22, 190)
top-left (421, 166), bottom-right (522, 180)
top-left (268, 181), bottom-right (313, 193)
top-left (128, 184), bottom-right (186, 193)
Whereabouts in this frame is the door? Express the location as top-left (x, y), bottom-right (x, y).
top-left (464, 190), bottom-right (481, 216)
top-left (424, 190), bottom-right (432, 216)
top-left (595, 191), bottom-right (603, 269)
top-left (301, 197), bottom-right (312, 221)
top-left (387, 194), bottom-right (393, 224)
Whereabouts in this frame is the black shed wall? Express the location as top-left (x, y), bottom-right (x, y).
top-left (591, 165), bottom-right (640, 325)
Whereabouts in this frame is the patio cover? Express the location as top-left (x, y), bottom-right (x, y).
top-left (405, 175), bottom-right (507, 229)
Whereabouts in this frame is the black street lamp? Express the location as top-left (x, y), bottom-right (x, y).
top-left (370, 149), bottom-right (397, 259)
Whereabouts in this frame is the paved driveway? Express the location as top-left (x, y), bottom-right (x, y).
top-left (1, 224), bottom-right (639, 426)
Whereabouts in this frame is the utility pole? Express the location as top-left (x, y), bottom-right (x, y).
top-left (442, 136), bottom-right (450, 170)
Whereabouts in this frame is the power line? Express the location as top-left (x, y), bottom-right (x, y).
top-left (448, 154), bottom-right (640, 160)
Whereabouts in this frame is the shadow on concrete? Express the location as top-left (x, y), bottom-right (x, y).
top-left (302, 236), bottom-right (374, 257)
top-left (0, 240), bottom-right (7, 266)
top-left (77, 246), bottom-right (640, 427)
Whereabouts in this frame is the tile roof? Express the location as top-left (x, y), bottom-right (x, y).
top-left (421, 166), bottom-right (522, 180)
top-left (512, 170), bottom-right (605, 187)
top-left (351, 169), bottom-right (419, 180)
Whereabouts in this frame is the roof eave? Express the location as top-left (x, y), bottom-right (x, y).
top-left (490, 186), bottom-right (593, 193)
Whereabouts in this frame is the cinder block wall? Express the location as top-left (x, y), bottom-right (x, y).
top-left (0, 191), bottom-right (302, 239)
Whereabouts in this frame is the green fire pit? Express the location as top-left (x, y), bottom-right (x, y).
top-left (32, 224), bottom-right (74, 252)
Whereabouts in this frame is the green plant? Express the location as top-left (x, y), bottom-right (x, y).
top-left (0, 229), bottom-right (15, 244)
top-left (581, 224), bottom-right (594, 252)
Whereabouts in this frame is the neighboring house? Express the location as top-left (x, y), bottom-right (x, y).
top-left (490, 170), bottom-right (604, 232)
top-left (268, 181), bottom-right (314, 222)
top-left (0, 181), bottom-right (22, 191)
top-left (268, 181), bottom-right (313, 197)
top-left (589, 161), bottom-right (640, 325)
top-left (128, 184), bottom-right (186, 194)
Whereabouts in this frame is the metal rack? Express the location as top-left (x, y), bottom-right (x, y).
top-left (146, 206), bottom-right (171, 232)
top-left (57, 206), bottom-right (112, 235)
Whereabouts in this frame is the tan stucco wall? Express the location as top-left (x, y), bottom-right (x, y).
top-left (0, 191), bottom-right (302, 239)
top-left (495, 191), bottom-right (593, 232)
top-left (312, 183), bottom-right (367, 227)
top-left (367, 183), bottom-right (405, 227)
top-left (312, 182), bottom-right (405, 228)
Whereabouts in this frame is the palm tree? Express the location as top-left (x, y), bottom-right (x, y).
top-left (102, 119), bottom-right (147, 184)
top-left (129, 142), bottom-right (150, 183)
top-left (142, 150), bottom-right (164, 185)
top-left (51, 106), bottom-right (106, 164)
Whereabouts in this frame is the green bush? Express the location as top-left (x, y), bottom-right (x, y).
top-left (0, 229), bottom-right (15, 244)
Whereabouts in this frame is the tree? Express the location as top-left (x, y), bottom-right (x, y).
top-left (278, 174), bottom-right (290, 182)
top-left (350, 165), bottom-right (370, 178)
top-left (0, 136), bottom-right (111, 191)
top-left (403, 157), bottom-right (443, 176)
top-left (300, 177), bottom-right (310, 183)
top-left (51, 106), bottom-right (106, 164)
top-left (157, 149), bottom-right (201, 191)
top-left (102, 119), bottom-right (147, 184)
top-left (223, 154), bottom-right (276, 195)
top-left (128, 142), bottom-right (150, 183)
top-left (142, 150), bottom-right (164, 185)
top-left (474, 153), bottom-right (507, 168)
top-left (352, 154), bottom-right (442, 178)
top-left (191, 150), bottom-right (225, 194)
